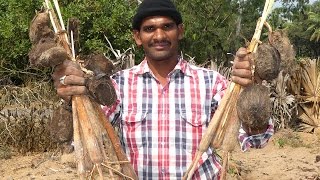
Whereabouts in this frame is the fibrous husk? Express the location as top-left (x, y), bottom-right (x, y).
top-left (68, 17), bottom-right (80, 56)
top-left (29, 10), bottom-right (55, 45)
top-left (29, 39), bottom-right (68, 67)
top-left (84, 54), bottom-right (117, 106)
top-left (83, 53), bottom-right (117, 76)
top-left (269, 30), bottom-right (297, 75)
top-left (237, 84), bottom-right (271, 130)
top-left (86, 75), bottom-right (117, 107)
top-left (254, 43), bottom-right (281, 81)
top-left (28, 10), bottom-right (68, 67)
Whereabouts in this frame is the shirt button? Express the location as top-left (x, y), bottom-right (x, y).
top-left (162, 168), bottom-right (165, 173)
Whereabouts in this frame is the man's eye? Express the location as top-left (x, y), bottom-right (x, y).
top-left (144, 27), bottom-right (154, 32)
top-left (164, 24), bottom-right (174, 30)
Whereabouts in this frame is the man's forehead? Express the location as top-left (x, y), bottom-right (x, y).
top-left (141, 16), bottom-right (175, 26)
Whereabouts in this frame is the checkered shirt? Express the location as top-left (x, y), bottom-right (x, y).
top-left (102, 58), bottom-right (274, 179)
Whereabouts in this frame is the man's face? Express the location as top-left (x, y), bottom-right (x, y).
top-left (133, 16), bottom-right (184, 62)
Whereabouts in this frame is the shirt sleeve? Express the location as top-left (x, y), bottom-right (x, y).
top-left (210, 73), bottom-right (228, 116)
top-left (238, 118), bottom-right (274, 152)
top-left (101, 78), bottom-right (122, 127)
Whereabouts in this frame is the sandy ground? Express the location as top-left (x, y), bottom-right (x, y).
top-left (0, 129), bottom-right (319, 180)
top-left (229, 129), bottom-right (320, 180)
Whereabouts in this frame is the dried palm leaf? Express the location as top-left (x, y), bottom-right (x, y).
top-left (269, 71), bottom-right (297, 129)
top-left (296, 122), bottom-right (317, 133)
top-left (298, 104), bottom-right (320, 127)
top-left (299, 58), bottom-right (320, 117)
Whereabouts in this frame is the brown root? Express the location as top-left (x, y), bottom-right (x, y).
top-left (237, 84), bottom-right (271, 130)
top-left (29, 10), bottom-right (69, 68)
top-left (86, 76), bottom-right (117, 106)
top-left (83, 54), bottom-right (116, 76)
top-left (269, 30), bottom-right (297, 75)
top-left (254, 43), bottom-right (281, 81)
top-left (39, 46), bottom-right (69, 67)
top-left (29, 11), bottom-right (55, 45)
top-left (29, 37), bottom-right (68, 67)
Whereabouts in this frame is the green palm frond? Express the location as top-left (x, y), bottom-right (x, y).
top-left (307, 12), bottom-right (320, 42)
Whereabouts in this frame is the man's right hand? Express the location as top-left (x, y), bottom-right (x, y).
top-left (52, 60), bottom-right (88, 103)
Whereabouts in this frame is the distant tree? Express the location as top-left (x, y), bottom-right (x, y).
top-left (306, 2), bottom-right (320, 42)
top-left (270, 0), bottom-right (320, 58)
top-left (175, 0), bottom-right (269, 65)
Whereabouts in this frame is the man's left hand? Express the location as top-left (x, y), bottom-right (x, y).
top-left (231, 47), bottom-right (253, 87)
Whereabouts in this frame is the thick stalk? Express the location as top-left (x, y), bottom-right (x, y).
top-left (72, 99), bottom-right (86, 179)
top-left (75, 96), bottom-right (104, 178)
top-left (93, 102), bottom-right (138, 180)
top-left (82, 96), bottom-right (116, 179)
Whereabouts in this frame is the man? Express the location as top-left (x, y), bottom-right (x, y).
top-left (52, 0), bottom-right (273, 179)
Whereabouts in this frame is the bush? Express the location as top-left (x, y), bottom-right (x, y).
top-left (0, 0), bottom-right (137, 85)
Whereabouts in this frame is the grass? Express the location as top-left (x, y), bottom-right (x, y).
top-left (273, 129), bottom-right (313, 148)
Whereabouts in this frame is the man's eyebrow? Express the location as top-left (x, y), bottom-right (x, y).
top-left (143, 22), bottom-right (175, 28)
top-left (165, 22), bottom-right (175, 25)
top-left (142, 24), bottom-right (154, 28)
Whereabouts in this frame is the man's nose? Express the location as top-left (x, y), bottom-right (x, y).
top-left (153, 28), bottom-right (166, 40)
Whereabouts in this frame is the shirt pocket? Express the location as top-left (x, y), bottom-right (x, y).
top-left (179, 111), bottom-right (212, 169)
top-left (180, 110), bottom-right (208, 127)
top-left (180, 110), bottom-right (208, 150)
top-left (121, 110), bottom-right (148, 152)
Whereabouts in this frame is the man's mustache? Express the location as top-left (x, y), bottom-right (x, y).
top-left (149, 40), bottom-right (171, 47)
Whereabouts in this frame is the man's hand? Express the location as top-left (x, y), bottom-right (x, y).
top-left (231, 47), bottom-right (253, 87)
top-left (52, 60), bottom-right (87, 103)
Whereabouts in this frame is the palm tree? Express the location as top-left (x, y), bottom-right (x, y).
top-left (306, 4), bottom-right (320, 42)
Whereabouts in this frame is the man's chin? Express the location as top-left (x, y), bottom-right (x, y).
top-left (147, 52), bottom-right (173, 61)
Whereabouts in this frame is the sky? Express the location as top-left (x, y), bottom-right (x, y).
top-left (274, 0), bottom-right (317, 7)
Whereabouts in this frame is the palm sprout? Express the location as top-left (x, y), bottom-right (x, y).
top-left (269, 71), bottom-right (297, 129)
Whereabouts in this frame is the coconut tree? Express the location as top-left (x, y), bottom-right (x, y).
top-left (306, 11), bottom-right (320, 42)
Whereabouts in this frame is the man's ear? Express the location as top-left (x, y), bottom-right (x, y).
top-left (133, 30), bottom-right (142, 46)
top-left (177, 24), bottom-right (184, 40)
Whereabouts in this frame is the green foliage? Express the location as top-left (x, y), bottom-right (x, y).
top-left (0, 0), bottom-right (137, 85)
top-left (0, 0), bottom-right (319, 85)
top-left (175, 0), bottom-right (279, 65)
top-left (270, 0), bottom-right (320, 58)
top-left (0, 0), bottom-right (43, 84)
top-left (307, 10), bottom-right (320, 42)
top-left (176, 0), bottom-right (242, 64)
top-left (61, 0), bottom-right (137, 56)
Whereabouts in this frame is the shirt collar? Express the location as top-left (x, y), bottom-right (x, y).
top-left (133, 57), bottom-right (193, 77)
